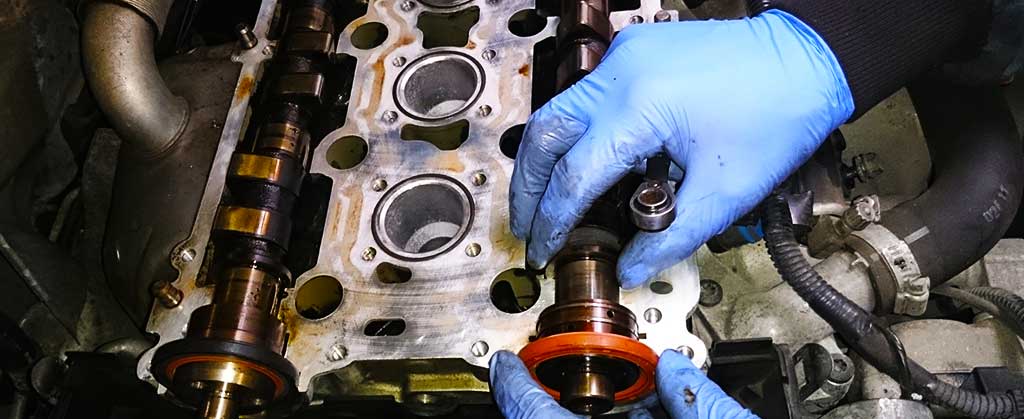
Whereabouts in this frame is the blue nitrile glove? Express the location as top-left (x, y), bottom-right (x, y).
top-left (508, 10), bottom-right (854, 288)
top-left (489, 350), bottom-right (759, 419)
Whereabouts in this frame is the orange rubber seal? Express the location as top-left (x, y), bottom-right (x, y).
top-left (164, 354), bottom-right (288, 398)
top-left (518, 332), bottom-right (659, 403)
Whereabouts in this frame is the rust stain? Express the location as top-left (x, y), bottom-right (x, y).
top-left (518, 64), bottom-right (530, 77)
top-left (465, 40), bottom-right (476, 49)
top-left (432, 152), bottom-right (466, 173)
top-left (399, 35), bottom-right (415, 46)
top-left (236, 75), bottom-right (255, 100)
top-left (337, 184), bottom-right (364, 274)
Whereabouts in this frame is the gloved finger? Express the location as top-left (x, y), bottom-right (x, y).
top-left (630, 158), bottom-right (684, 182)
top-left (618, 158), bottom-right (763, 288)
top-left (656, 350), bottom-right (758, 419)
top-left (627, 408), bottom-right (656, 419)
top-left (489, 351), bottom-right (583, 419)
top-left (509, 78), bottom-right (602, 241)
top-left (527, 122), bottom-right (662, 268)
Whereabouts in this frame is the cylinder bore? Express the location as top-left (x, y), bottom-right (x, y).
top-left (373, 175), bottom-right (473, 260)
top-left (395, 52), bottom-right (484, 121)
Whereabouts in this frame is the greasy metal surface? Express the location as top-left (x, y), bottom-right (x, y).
top-left (104, 44), bottom-right (241, 324)
top-left (139, 0), bottom-right (704, 404)
top-left (139, 0), bottom-right (278, 388)
top-left (81, 1), bottom-right (189, 155)
top-left (820, 399), bottom-right (933, 419)
top-left (855, 318), bottom-right (1024, 400)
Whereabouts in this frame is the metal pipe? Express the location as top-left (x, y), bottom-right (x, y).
top-left (81, 0), bottom-right (188, 155)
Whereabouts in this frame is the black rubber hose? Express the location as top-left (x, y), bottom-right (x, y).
top-left (762, 194), bottom-right (1021, 418)
top-left (881, 80), bottom-right (1023, 287)
top-left (953, 286), bottom-right (1024, 338)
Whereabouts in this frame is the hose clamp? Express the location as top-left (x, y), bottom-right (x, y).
top-left (847, 224), bottom-right (930, 316)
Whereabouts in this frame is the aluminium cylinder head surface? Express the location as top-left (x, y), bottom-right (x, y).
top-left (138, 0), bottom-right (705, 410)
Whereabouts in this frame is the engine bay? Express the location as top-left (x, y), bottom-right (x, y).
top-left (1, 0), bottom-right (1024, 418)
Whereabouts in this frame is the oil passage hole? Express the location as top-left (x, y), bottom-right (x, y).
top-left (364, 319), bottom-right (406, 336)
top-left (400, 120), bottom-right (469, 151)
top-left (374, 176), bottom-right (473, 260)
top-left (508, 9), bottom-right (546, 37)
top-left (326, 136), bottom-right (368, 169)
top-left (351, 22), bottom-right (388, 49)
top-left (499, 124), bottom-right (525, 159)
top-left (375, 262), bottom-right (412, 284)
top-left (417, 7), bottom-right (480, 48)
top-left (296, 276), bottom-right (344, 319)
top-left (490, 268), bottom-right (540, 313)
top-left (396, 52), bottom-right (483, 120)
top-left (649, 280), bottom-right (673, 295)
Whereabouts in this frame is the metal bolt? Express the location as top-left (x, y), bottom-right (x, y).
top-left (629, 15), bottom-right (644, 24)
top-left (465, 243), bottom-right (481, 257)
top-left (643, 308), bottom-right (662, 324)
top-left (400, 0), bottom-right (416, 11)
top-left (180, 248), bottom-right (197, 262)
top-left (698, 279), bottom-right (723, 307)
top-left (471, 341), bottom-right (489, 357)
top-left (236, 24), bottom-right (258, 49)
top-left (327, 344), bottom-right (348, 362)
top-left (477, 105), bottom-right (492, 117)
top-left (482, 49), bottom-right (497, 62)
top-left (372, 179), bottom-right (388, 192)
top-left (471, 172), bottom-right (487, 186)
top-left (392, 56), bottom-right (407, 67)
top-left (654, 10), bottom-right (672, 22)
top-left (677, 346), bottom-right (695, 359)
top-left (851, 153), bottom-right (883, 182)
top-left (841, 195), bottom-right (880, 231)
top-left (151, 280), bottom-right (183, 308)
top-left (362, 247), bottom-right (377, 261)
top-left (262, 44), bottom-right (275, 56)
top-left (382, 110), bottom-right (398, 124)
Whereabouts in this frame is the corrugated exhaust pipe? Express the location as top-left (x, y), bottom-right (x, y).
top-left (80, 0), bottom-right (188, 155)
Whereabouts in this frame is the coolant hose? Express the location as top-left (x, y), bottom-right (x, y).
top-left (881, 81), bottom-right (1023, 286)
top-left (763, 194), bottom-right (1021, 418)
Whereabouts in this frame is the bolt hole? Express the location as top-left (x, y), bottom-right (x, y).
top-left (326, 136), bottom-right (368, 170)
top-left (499, 124), bottom-right (525, 159)
top-left (643, 307), bottom-right (662, 324)
top-left (375, 262), bottom-right (412, 284)
top-left (351, 22), bottom-right (388, 49)
top-left (508, 9), bottom-right (546, 37)
top-left (649, 280), bottom-right (673, 295)
top-left (490, 268), bottom-right (540, 313)
top-left (363, 318), bottom-right (406, 336)
top-left (606, 310), bottom-right (615, 318)
top-left (471, 340), bottom-right (489, 357)
top-left (296, 276), bottom-right (344, 320)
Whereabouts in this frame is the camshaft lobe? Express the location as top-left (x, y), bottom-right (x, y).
top-left (151, 1), bottom-right (336, 417)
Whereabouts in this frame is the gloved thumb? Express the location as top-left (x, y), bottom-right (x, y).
top-left (488, 351), bottom-right (583, 419)
top-left (656, 350), bottom-right (759, 419)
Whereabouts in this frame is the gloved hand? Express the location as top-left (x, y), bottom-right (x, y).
top-left (508, 10), bottom-right (854, 288)
top-left (489, 349), bottom-right (760, 419)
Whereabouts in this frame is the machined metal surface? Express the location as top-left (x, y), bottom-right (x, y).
top-left (139, 0), bottom-right (704, 411)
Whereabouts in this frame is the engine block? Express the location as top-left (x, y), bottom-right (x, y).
top-left (139, 0), bottom-right (704, 413)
